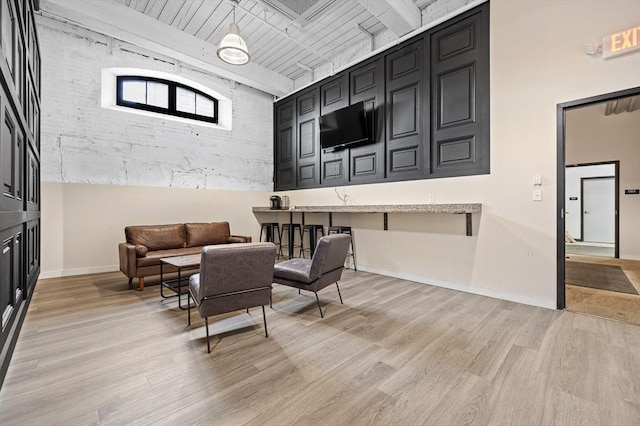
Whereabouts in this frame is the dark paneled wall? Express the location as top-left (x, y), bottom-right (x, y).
top-left (0, 0), bottom-right (41, 387)
top-left (274, 4), bottom-right (489, 191)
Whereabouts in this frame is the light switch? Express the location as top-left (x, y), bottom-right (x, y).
top-left (533, 189), bottom-right (542, 201)
top-left (533, 175), bottom-right (542, 186)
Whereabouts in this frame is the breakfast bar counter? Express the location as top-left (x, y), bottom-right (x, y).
top-left (253, 203), bottom-right (481, 236)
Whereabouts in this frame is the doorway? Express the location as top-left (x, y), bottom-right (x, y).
top-left (582, 177), bottom-right (615, 242)
top-left (565, 162), bottom-right (619, 258)
top-left (557, 87), bottom-right (640, 323)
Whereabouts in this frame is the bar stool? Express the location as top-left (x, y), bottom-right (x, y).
top-left (259, 222), bottom-right (282, 257)
top-left (328, 226), bottom-right (357, 270)
top-left (301, 224), bottom-right (325, 258)
top-left (281, 223), bottom-right (303, 258)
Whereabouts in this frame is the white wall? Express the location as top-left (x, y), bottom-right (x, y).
top-left (39, 0), bottom-right (640, 309)
top-left (38, 15), bottom-right (274, 191)
top-left (565, 164), bottom-right (615, 241)
top-left (283, 0), bottom-right (640, 308)
top-left (566, 102), bottom-right (640, 259)
top-left (40, 182), bottom-right (268, 278)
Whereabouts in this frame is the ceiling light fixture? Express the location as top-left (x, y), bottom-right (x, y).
top-left (217, 6), bottom-right (250, 65)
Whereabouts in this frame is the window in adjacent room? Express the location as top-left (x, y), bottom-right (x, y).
top-left (116, 76), bottom-right (218, 124)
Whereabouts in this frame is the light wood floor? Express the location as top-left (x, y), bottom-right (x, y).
top-left (566, 255), bottom-right (640, 325)
top-left (1, 270), bottom-right (639, 425)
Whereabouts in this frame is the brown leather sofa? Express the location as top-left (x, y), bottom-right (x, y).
top-left (119, 222), bottom-right (251, 290)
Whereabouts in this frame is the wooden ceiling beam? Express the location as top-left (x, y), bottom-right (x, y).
top-left (40, 0), bottom-right (294, 97)
top-left (357, 0), bottom-right (421, 37)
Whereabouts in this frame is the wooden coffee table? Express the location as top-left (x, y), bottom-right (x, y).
top-left (160, 254), bottom-right (201, 310)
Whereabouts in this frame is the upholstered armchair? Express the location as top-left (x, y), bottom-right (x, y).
top-left (272, 234), bottom-right (351, 317)
top-left (188, 242), bottom-right (277, 353)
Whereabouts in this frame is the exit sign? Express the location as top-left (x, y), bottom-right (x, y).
top-left (602, 26), bottom-right (640, 59)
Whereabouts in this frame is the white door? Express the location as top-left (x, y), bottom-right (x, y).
top-left (582, 177), bottom-right (615, 243)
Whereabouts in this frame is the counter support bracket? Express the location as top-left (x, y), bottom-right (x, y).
top-left (466, 213), bottom-right (472, 236)
top-left (383, 213), bottom-right (388, 231)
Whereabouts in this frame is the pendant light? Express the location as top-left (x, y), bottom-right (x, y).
top-left (217, 6), bottom-right (250, 65)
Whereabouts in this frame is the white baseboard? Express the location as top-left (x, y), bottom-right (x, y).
top-left (40, 265), bottom-right (120, 279)
top-left (620, 254), bottom-right (640, 261)
top-left (355, 264), bottom-right (557, 310)
top-left (40, 262), bottom-right (557, 309)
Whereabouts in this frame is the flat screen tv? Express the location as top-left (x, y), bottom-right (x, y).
top-left (319, 102), bottom-right (372, 151)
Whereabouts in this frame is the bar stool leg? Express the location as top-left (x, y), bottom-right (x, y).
top-left (350, 236), bottom-right (357, 271)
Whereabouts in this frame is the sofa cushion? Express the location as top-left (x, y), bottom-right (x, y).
top-left (185, 222), bottom-right (231, 247)
top-left (134, 244), bottom-right (148, 257)
top-left (125, 224), bottom-right (186, 251)
top-left (136, 246), bottom-right (204, 268)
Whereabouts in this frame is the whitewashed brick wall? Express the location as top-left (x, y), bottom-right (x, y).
top-left (38, 15), bottom-right (275, 191)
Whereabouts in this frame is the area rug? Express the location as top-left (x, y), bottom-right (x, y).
top-left (565, 261), bottom-right (638, 295)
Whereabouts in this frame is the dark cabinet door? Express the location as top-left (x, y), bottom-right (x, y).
top-left (349, 58), bottom-right (385, 184)
top-left (296, 88), bottom-right (321, 188)
top-left (0, 0), bottom-right (40, 387)
top-left (271, 3), bottom-right (489, 191)
top-left (319, 74), bottom-right (348, 186)
top-left (385, 40), bottom-right (428, 180)
top-left (0, 104), bottom-right (23, 212)
top-left (429, 7), bottom-right (489, 177)
top-left (26, 219), bottom-right (39, 294)
top-left (0, 226), bottom-right (24, 353)
top-left (274, 100), bottom-right (296, 190)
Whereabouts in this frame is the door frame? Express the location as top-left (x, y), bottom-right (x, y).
top-left (580, 172), bottom-right (618, 249)
top-left (556, 86), bottom-right (639, 309)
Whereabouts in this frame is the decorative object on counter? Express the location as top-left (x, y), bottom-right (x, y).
top-left (281, 195), bottom-right (290, 209)
top-left (270, 195), bottom-right (282, 210)
top-left (334, 187), bottom-right (350, 205)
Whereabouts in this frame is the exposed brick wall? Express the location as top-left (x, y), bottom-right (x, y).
top-left (38, 15), bottom-right (274, 191)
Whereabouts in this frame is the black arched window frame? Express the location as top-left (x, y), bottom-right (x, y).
top-left (116, 76), bottom-right (219, 124)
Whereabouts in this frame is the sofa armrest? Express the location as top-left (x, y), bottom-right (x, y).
top-left (119, 243), bottom-right (137, 278)
top-left (228, 235), bottom-right (252, 243)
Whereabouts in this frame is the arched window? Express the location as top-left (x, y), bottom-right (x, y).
top-left (116, 76), bottom-right (218, 124)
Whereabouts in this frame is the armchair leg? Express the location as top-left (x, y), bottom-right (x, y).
top-left (205, 317), bottom-right (211, 353)
top-left (138, 277), bottom-right (145, 291)
top-left (187, 293), bottom-right (191, 326)
top-left (262, 305), bottom-right (268, 338)
top-left (128, 277), bottom-right (133, 289)
top-left (314, 292), bottom-right (324, 318)
top-left (246, 308), bottom-right (250, 314)
top-left (269, 293), bottom-right (273, 309)
top-left (336, 282), bottom-right (343, 304)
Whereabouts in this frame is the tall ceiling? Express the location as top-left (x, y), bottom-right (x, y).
top-left (38, 0), bottom-right (469, 97)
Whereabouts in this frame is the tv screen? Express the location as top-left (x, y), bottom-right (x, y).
top-left (319, 102), bottom-right (372, 151)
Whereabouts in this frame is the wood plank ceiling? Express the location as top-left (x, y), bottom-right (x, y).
top-left (112, 0), bottom-right (427, 81)
top-left (39, 0), bottom-right (446, 96)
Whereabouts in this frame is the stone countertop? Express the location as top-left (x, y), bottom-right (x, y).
top-left (252, 203), bottom-right (482, 214)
